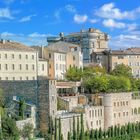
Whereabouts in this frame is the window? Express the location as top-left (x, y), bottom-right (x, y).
top-left (123, 101), bottom-right (125, 106)
top-left (98, 109), bottom-right (100, 116)
top-left (12, 54), bottom-right (14, 59)
top-left (12, 64), bottom-right (15, 70)
top-left (19, 54), bottom-right (21, 59)
top-left (42, 64), bottom-right (44, 71)
top-left (99, 120), bottom-right (101, 125)
top-left (0, 64), bottom-right (1, 70)
top-left (5, 54), bottom-right (7, 59)
top-left (114, 113), bottom-right (116, 118)
top-left (32, 64), bottom-right (35, 70)
top-left (32, 77), bottom-right (35, 80)
top-left (26, 54), bottom-right (28, 59)
top-left (100, 109), bottom-right (102, 116)
top-left (26, 64), bottom-right (28, 70)
top-left (49, 64), bottom-right (51, 69)
top-left (19, 64), bottom-right (22, 70)
top-left (13, 77), bottom-right (15, 80)
top-left (121, 102), bottom-right (123, 106)
top-left (126, 101), bottom-right (128, 106)
top-left (0, 54), bottom-right (1, 59)
top-left (49, 53), bottom-right (51, 58)
top-left (118, 113), bottom-right (121, 117)
top-left (117, 102), bottom-right (119, 106)
top-left (114, 102), bottom-right (116, 106)
top-left (126, 112), bottom-right (128, 116)
top-left (89, 110), bottom-right (91, 118)
top-left (20, 77), bottom-right (22, 80)
top-left (95, 110), bottom-right (97, 117)
top-left (123, 112), bottom-right (125, 116)
top-left (91, 121), bottom-right (93, 127)
top-left (96, 120), bottom-right (98, 126)
top-left (26, 77), bottom-right (28, 80)
top-left (32, 55), bottom-right (34, 59)
top-left (92, 110), bottom-right (94, 118)
top-left (73, 56), bottom-right (75, 61)
top-left (56, 64), bottom-right (58, 70)
top-left (5, 64), bottom-right (8, 70)
top-left (5, 77), bottom-right (8, 80)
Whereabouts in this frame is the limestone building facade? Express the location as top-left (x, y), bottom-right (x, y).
top-left (0, 40), bottom-right (48, 80)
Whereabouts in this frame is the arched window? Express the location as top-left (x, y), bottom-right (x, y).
top-left (134, 108), bottom-right (137, 115)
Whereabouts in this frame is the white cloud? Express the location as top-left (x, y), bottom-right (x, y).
top-left (65, 4), bottom-right (76, 13)
top-left (109, 33), bottom-right (140, 49)
top-left (28, 32), bottom-right (47, 38)
top-left (19, 14), bottom-right (36, 22)
top-left (54, 9), bottom-right (61, 20)
top-left (95, 2), bottom-right (140, 20)
top-left (89, 19), bottom-right (98, 24)
top-left (0, 32), bottom-right (50, 46)
top-left (74, 14), bottom-right (88, 23)
top-left (103, 19), bottom-right (126, 29)
top-left (0, 8), bottom-right (14, 19)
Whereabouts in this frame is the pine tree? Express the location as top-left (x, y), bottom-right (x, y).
top-left (73, 116), bottom-right (76, 140)
top-left (95, 129), bottom-right (99, 139)
top-left (68, 132), bottom-right (71, 140)
top-left (114, 125), bottom-right (117, 137)
top-left (90, 129), bottom-right (94, 140)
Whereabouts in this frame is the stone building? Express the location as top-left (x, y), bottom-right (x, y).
top-left (47, 28), bottom-right (109, 64)
top-left (33, 42), bottom-right (83, 80)
top-left (91, 48), bottom-right (140, 78)
top-left (0, 39), bottom-right (48, 81)
top-left (57, 92), bottom-right (140, 140)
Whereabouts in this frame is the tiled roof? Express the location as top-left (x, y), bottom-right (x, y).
top-left (0, 40), bottom-right (36, 52)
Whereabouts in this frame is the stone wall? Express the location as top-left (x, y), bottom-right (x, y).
top-left (0, 79), bottom-right (57, 132)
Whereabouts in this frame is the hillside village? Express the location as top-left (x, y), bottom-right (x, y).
top-left (0, 28), bottom-right (140, 140)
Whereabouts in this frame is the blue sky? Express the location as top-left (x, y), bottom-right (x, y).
top-left (0, 0), bottom-right (140, 49)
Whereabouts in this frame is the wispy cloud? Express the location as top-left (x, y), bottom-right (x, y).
top-left (65, 4), bottom-right (76, 13)
top-left (89, 19), bottom-right (99, 24)
top-left (0, 31), bottom-right (50, 46)
top-left (0, 8), bottom-right (14, 19)
top-left (54, 9), bottom-right (61, 21)
top-left (95, 2), bottom-right (140, 20)
top-left (103, 19), bottom-right (126, 29)
top-left (74, 14), bottom-right (88, 24)
top-left (4, 0), bottom-right (15, 5)
top-left (19, 14), bottom-right (36, 22)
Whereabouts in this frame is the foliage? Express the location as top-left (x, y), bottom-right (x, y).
top-left (20, 123), bottom-right (34, 139)
top-left (111, 64), bottom-right (132, 78)
top-left (1, 116), bottom-right (19, 140)
top-left (19, 99), bottom-right (26, 120)
top-left (65, 67), bottom-right (82, 81)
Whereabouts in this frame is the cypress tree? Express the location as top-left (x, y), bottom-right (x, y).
top-left (90, 129), bottom-right (94, 140)
top-left (117, 125), bottom-right (121, 136)
top-left (114, 125), bottom-right (117, 137)
top-left (80, 113), bottom-right (84, 140)
top-left (95, 129), bottom-right (99, 139)
top-left (77, 117), bottom-right (80, 140)
top-left (59, 118), bottom-right (61, 140)
top-left (99, 127), bottom-right (103, 139)
top-left (73, 116), bottom-right (76, 140)
top-left (108, 127), bottom-right (111, 138)
top-left (110, 126), bottom-right (114, 137)
top-left (68, 132), bottom-right (71, 140)
top-left (54, 118), bottom-right (57, 140)
top-left (127, 123), bottom-right (132, 134)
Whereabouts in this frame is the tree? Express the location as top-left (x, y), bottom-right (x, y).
top-left (111, 64), bottom-right (132, 78)
top-left (59, 118), bottom-right (61, 140)
top-left (80, 114), bottom-right (84, 140)
top-left (99, 127), bottom-right (103, 139)
top-left (1, 117), bottom-right (19, 140)
top-left (19, 99), bottom-right (26, 120)
top-left (54, 118), bottom-right (58, 140)
top-left (73, 116), bottom-right (76, 140)
top-left (65, 67), bottom-right (82, 81)
top-left (83, 75), bottom-right (109, 94)
top-left (68, 132), bottom-right (71, 140)
top-left (77, 117), bottom-right (80, 140)
top-left (21, 123), bottom-right (34, 140)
